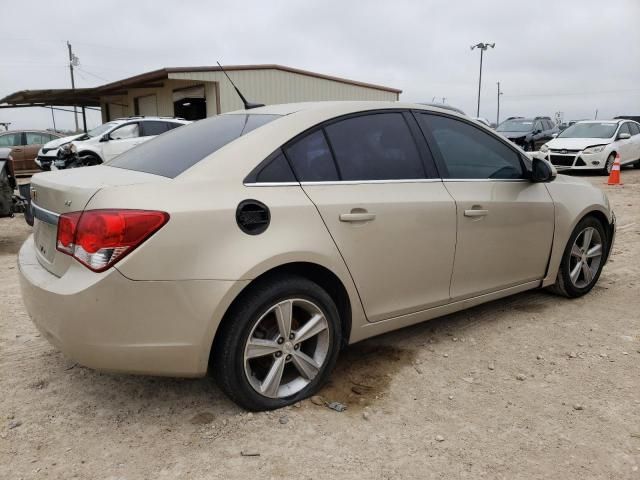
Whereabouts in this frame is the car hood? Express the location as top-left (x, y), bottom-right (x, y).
top-left (41, 133), bottom-right (84, 152)
top-left (545, 138), bottom-right (611, 150)
top-left (497, 131), bottom-right (530, 139)
top-left (552, 173), bottom-right (591, 187)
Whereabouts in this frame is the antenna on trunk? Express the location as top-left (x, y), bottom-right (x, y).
top-left (216, 61), bottom-right (265, 110)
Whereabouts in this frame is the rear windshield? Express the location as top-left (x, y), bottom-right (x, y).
top-left (558, 122), bottom-right (617, 139)
top-left (108, 114), bottom-right (280, 178)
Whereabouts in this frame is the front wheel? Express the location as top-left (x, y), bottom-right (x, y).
top-left (602, 153), bottom-right (615, 175)
top-left (549, 217), bottom-right (608, 298)
top-left (213, 276), bottom-right (342, 411)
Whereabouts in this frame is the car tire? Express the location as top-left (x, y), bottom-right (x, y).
top-left (602, 153), bottom-right (615, 175)
top-left (212, 275), bottom-right (342, 411)
top-left (549, 216), bottom-right (608, 298)
top-left (78, 153), bottom-right (102, 167)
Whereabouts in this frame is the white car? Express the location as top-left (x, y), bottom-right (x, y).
top-left (35, 133), bottom-right (84, 170)
top-left (540, 120), bottom-right (640, 174)
top-left (41, 117), bottom-right (190, 168)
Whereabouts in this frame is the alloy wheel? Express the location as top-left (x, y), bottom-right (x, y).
top-left (568, 227), bottom-right (603, 288)
top-left (243, 298), bottom-right (330, 399)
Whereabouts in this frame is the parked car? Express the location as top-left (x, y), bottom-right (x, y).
top-left (473, 117), bottom-right (492, 127)
top-left (540, 119), bottom-right (640, 174)
top-left (496, 117), bottom-right (558, 151)
top-left (19, 101), bottom-right (615, 411)
top-left (38, 117), bottom-right (190, 169)
top-left (35, 133), bottom-right (85, 171)
top-left (0, 130), bottom-right (62, 174)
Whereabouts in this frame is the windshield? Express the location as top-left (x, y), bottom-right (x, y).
top-left (497, 120), bottom-right (534, 132)
top-left (108, 114), bottom-right (281, 178)
top-left (558, 122), bottom-right (617, 139)
top-left (86, 122), bottom-right (119, 138)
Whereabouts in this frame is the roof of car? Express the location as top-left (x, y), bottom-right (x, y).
top-left (574, 120), bottom-right (623, 124)
top-left (224, 101), bottom-right (467, 118)
top-left (0, 129), bottom-right (62, 135)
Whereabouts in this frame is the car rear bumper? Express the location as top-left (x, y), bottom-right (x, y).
top-left (18, 235), bottom-right (247, 377)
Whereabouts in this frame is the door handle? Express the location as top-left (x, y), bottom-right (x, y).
top-left (339, 212), bottom-right (376, 222)
top-left (464, 209), bottom-right (489, 217)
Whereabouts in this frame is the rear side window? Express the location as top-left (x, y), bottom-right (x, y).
top-left (141, 121), bottom-right (170, 136)
top-left (629, 123), bottom-right (640, 136)
top-left (253, 151), bottom-right (296, 183)
top-left (324, 113), bottom-right (425, 181)
top-left (0, 133), bottom-right (21, 147)
top-left (285, 130), bottom-right (339, 182)
top-left (418, 113), bottom-right (524, 179)
top-left (109, 114), bottom-right (280, 178)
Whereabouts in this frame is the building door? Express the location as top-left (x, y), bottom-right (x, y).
top-left (134, 95), bottom-right (158, 116)
top-left (173, 86), bottom-right (206, 120)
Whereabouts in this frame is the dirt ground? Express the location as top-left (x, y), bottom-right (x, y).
top-left (1, 170), bottom-right (639, 480)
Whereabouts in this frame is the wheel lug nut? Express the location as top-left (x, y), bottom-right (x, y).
top-left (275, 351), bottom-right (282, 357)
top-left (286, 354), bottom-right (292, 360)
top-left (294, 344), bottom-right (299, 350)
top-left (277, 338), bottom-right (284, 344)
top-left (289, 333), bottom-right (295, 340)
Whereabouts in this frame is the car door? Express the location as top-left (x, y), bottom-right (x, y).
top-left (616, 123), bottom-right (634, 164)
top-left (0, 132), bottom-right (25, 171)
top-left (416, 112), bottom-right (555, 300)
top-left (628, 122), bottom-right (640, 161)
top-left (24, 132), bottom-right (49, 171)
top-left (139, 120), bottom-right (169, 143)
top-left (287, 111), bottom-right (457, 322)
top-left (100, 122), bottom-right (141, 161)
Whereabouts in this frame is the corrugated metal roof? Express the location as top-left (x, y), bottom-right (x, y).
top-left (0, 64), bottom-right (401, 107)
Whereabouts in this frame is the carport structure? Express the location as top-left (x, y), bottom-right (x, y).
top-left (0, 65), bottom-right (402, 131)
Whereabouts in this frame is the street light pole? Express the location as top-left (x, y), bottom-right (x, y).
top-left (496, 81), bottom-right (503, 126)
top-left (67, 41), bottom-right (79, 131)
top-left (470, 42), bottom-right (495, 117)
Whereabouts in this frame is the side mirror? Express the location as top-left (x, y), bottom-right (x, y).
top-left (530, 157), bottom-right (556, 183)
top-left (100, 133), bottom-right (110, 142)
top-left (618, 132), bottom-right (631, 140)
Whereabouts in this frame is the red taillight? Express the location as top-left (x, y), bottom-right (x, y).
top-left (56, 209), bottom-right (169, 272)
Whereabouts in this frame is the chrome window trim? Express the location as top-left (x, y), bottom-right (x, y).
top-left (243, 182), bottom-right (300, 187)
top-left (442, 178), bottom-right (528, 183)
top-left (301, 178), bottom-right (442, 186)
top-left (31, 202), bottom-right (60, 226)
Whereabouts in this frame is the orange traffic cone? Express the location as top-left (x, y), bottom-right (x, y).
top-left (606, 153), bottom-right (623, 186)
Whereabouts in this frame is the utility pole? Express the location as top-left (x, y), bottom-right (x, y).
top-left (471, 42), bottom-right (495, 117)
top-left (67, 41), bottom-right (79, 131)
top-left (496, 81), bottom-right (503, 126)
top-left (50, 106), bottom-right (57, 132)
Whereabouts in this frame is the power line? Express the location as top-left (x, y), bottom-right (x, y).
top-left (504, 88), bottom-right (640, 99)
top-left (75, 67), bottom-right (110, 83)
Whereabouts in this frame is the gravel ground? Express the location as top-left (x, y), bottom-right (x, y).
top-left (1, 170), bottom-right (639, 479)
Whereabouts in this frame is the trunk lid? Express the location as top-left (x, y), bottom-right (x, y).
top-left (30, 166), bottom-right (168, 277)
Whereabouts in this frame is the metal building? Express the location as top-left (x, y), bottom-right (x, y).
top-left (0, 65), bottom-right (401, 127)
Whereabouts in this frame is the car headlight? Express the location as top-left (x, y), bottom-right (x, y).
top-left (540, 144), bottom-right (549, 152)
top-left (582, 145), bottom-right (606, 154)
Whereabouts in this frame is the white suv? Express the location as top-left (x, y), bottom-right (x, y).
top-left (37, 117), bottom-right (190, 168)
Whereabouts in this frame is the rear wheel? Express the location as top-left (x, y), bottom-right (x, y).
top-left (213, 276), bottom-right (342, 411)
top-left (549, 217), bottom-right (608, 298)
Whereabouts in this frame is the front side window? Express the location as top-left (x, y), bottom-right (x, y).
top-left (285, 130), bottom-right (338, 182)
top-left (618, 123), bottom-right (631, 137)
top-left (324, 113), bottom-right (425, 181)
top-left (418, 114), bottom-right (524, 180)
top-left (0, 133), bottom-right (21, 147)
top-left (110, 123), bottom-right (139, 140)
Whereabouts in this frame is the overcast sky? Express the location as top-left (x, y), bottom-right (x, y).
top-left (1, 0), bottom-right (639, 131)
